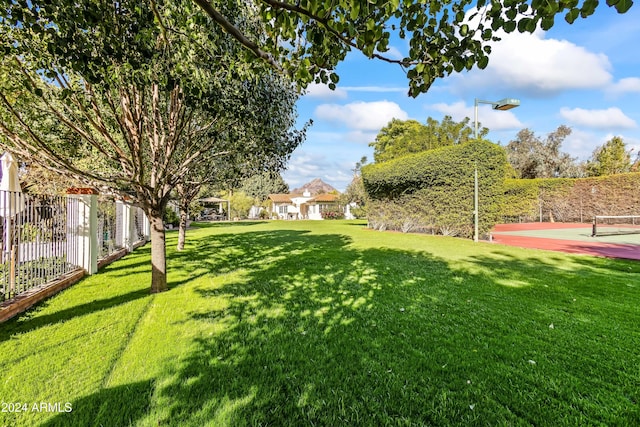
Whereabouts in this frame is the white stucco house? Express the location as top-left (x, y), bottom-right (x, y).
top-left (268, 190), bottom-right (344, 220)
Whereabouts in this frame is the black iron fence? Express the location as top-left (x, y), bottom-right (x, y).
top-left (0, 191), bottom-right (81, 301)
top-left (0, 191), bottom-right (149, 302)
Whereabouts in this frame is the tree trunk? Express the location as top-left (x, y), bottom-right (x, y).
top-left (148, 211), bottom-right (167, 293)
top-left (177, 205), bottom-right (188, 251)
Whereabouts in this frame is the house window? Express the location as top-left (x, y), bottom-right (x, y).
top-left (278, 205), bottom-right (287, 214)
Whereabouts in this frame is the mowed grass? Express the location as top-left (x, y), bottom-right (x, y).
top-left (1, 220), bottom-right (639, 426)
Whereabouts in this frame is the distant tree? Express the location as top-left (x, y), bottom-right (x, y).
top-left (505, 126), bottom-right (582, 179)
top-left (352, 156), bottom-right (368, 176)
top-left (370, 116), bottom-right (486, 163)
top-left (223, 190), bottom-right (254, 219)
top-left (19, 163), bottom-right (81, 195)
top-left (341, 156), bottom-right (369, 217)
top-left (585, 136), bottom-right (632, 176)
top-left (342, 176), bottom-right (367, 208)
top-left (633, 151), bottom-right (640, 172)
top-left (241, 171), bottom-right (289, 203)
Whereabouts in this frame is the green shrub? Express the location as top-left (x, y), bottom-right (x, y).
top-left (163, 207), bottom-right (180, 227)
top-left (499, 173), bottom-right (640, 223)
top-left (362, 141), bottom-right (509, 238)
top-left (321, 206), bottom-right (345, 220)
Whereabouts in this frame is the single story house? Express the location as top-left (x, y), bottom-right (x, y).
top-left (268, 190), bottom-right (343, 220)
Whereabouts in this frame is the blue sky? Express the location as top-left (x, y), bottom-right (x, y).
top-left (283, 6), bottom-right (640, 192)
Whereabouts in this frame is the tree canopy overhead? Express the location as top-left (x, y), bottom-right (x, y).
top-left (192, 0), bottom-right (634, 96)
top-left (0, 0), bottom-right (306, 292)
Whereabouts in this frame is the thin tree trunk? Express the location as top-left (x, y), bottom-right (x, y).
top-left (177, 204), bottom-right (188, 251)
top-left (148, 212), bottom-right (167, 293)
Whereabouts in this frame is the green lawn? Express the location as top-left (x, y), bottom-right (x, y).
top-left (1, 220), bottom-right (639, 426)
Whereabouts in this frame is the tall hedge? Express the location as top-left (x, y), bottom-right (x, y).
top-left (362, 141), bottom-right (509, 238)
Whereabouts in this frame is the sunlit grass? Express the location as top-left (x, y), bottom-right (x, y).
top-left (1, 220), bottom-right (639, 426)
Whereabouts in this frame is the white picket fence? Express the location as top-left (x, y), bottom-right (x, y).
top-left (0, 190), bottom-right (149, 302)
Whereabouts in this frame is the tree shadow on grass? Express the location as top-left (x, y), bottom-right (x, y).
top-left (0, 246), bottom-right (152, 343)
top-left (190, 221), bottom-right (267, 229)
top-left (158, 229), bottom-right (640, 425)
top-left (0, 288), bottom-right (150, 344)
top-left (31, 227), bottom-right (640, 425)
top-left (37, 380), bottom-right (155, 427)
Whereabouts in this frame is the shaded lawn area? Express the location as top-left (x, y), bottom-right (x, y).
top-left (1, 220), bottom-right (639, 426)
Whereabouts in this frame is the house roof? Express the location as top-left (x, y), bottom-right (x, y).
top-left (312, 193), bottom-right (338, 202)
top-left (269, 192), bottom-right (338, 203)
top-left (200, 197), bottom-right (228, 203)
top-left (268, 194), bottom-right (293, 203)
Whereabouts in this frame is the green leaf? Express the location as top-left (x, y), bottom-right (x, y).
top-left (367, 19), bottom-right (376, 32)
top-left (460, 24), bottom-right (469, 36)
top-left (504, 20), bottom-right (517, 32)
top-left (350, 2), bottom-right (360, 20)
top-left (565, 8), bottom-right (580, 23)
top-left (614, 0), bottom-right (633, 12)
top-left (477, 55), bottom-right (489, 69)
top-left (580, 0), bottom-right (599, 17)
top-left (452, 58), bottom-right (465, 73)
top-left (541, 15), bottom-right (555, 29)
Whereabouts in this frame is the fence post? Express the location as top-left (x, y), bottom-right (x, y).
top-left (67, 188), bottom-right (98, 275)
top-left (117, 201), bottom-right (131, 252)
top-left (142, 208), bottom-right (150, 242)
top-left (116, 201), bottom-right (139, 252)
top-left (127, 204), bottom-right (136, 251)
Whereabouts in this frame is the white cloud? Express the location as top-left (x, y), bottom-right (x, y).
top-left (559, 107), bottom-right (637, 129)
top-left (314, 101), bottom-right (408, 131)
top-left (305, 83), bottom-right (348, 100)
top-left (450, 26), bottom-right (612, 96)
top-left (345, 130), bottom-right (378, 144)
top-left (561, 129), bottom-right (602, 160)
top-left (608, 77), bottom-right (640, 96)
top-left (430, 101), bottom-right (523, 131)
top-left (376, 45), bottom-right (404, 61)
top-left (282, 151), bottom-right (354, 192)
top-left (562, 131), bottom-right (640, 161)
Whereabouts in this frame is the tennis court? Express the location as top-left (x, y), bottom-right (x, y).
top-left (490, 222), bottom-right (640, 261)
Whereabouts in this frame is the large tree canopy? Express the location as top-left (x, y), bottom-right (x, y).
top-left (0, 0), bottom-right (305, 292)
top-left (585, 136), bottom-right (633, 177)
top-left (370, 116), bottom-right (485, 162)
top-left (192, 0), bottom-right (634, 96)
top-left (505, 125), bottom-right (582, 179)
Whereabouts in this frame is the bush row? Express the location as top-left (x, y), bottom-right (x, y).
top-left (501, 173), bottom-right (640, 223)
top-left (362, 141), bottom-right (509, 238)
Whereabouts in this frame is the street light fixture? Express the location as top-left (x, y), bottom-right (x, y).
top-left (474, 98), bottom-right (520, 139)
top-left (472, 97), bottom-right (521, 242)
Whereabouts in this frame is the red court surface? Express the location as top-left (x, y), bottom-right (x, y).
top-left (490, 222), bottom-right (640, 261)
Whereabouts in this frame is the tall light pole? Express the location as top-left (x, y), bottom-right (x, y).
top-left (472, 97), bottom-right (520, 242)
